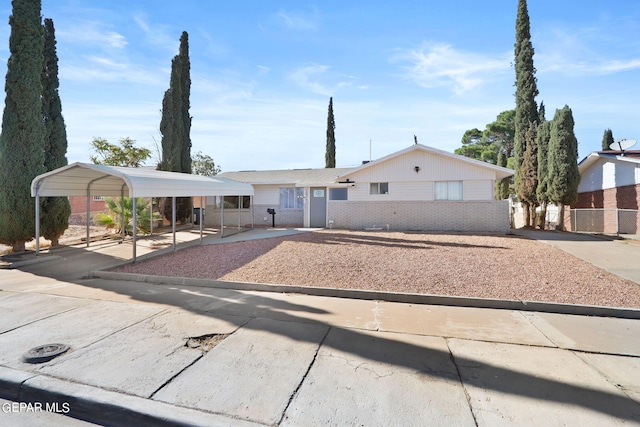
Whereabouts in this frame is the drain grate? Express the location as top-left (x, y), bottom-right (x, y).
top-left (185, 333), bottom-right (229, 353)
top-left (23, 343), bottom-right (70, 364)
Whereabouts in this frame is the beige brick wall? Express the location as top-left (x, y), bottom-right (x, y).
top-left (327, 200), bottom-right (510, 233)
top-left (204, 204), bottom-right (304, 228)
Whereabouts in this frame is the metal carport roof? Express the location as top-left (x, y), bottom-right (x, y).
top-left (30, 162), bottom-right (254, 261)
top-left (31, 162), bottom-right (253, 198)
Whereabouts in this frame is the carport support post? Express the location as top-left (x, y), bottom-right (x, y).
top-left (172, 196), bottom-right (176, 251)
top-left (132, 197), bottom-right (137, 262)
top-left (199, 196), bottom-right (203, 244)
top-left (35, 194), bottom-right (40, 255)
top-left (86, 189), bottom-right (91, 247)
top-left (221, 198), bottom-right (225, 238)
top-left (251, 195), bottom-right (254, 229)
top-left (149, 198), bottom-right (153, 236)
top-left (238, 195), bottom-right (241, 230)
top-left (120, 187), bottom-right (125, 244)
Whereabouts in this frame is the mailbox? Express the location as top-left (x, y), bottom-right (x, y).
top-left (267, 208), bottom-right (276, 227)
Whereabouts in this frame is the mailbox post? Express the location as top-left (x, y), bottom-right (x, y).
top-left (267, 208), bottom-right (276, 227)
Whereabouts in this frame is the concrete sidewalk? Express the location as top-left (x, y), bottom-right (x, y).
top-left (0, 228), bottom-right (639, 426)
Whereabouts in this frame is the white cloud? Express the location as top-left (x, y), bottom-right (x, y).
top-left (57, 22), bottom-right (127, 50)
top-left (288, 64), bottom-right (352, 96)
top-left (276, 9), bottom-right (318, 31)
top-left (391, 42), bottom-right (511, 95)
top-left (535, 23), bottom-right (640, 76)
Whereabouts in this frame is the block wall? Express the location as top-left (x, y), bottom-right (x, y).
top-left (327, 200), bottom-right (510, 233)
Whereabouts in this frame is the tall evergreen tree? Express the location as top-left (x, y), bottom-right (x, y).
top-left (159, 31), bottom-right (192, 223)
top-left (325, 97), bottom-right (336, 168)
top-left (40, 18), bottom-right (70, 246)
top-left (514, 0), bottom-right (539, 226)
top-left (536, 119), bottom-right (552, 228)
top-left (548, 106), bottom-right (580, 231)
top-left (0, 0), bottom-right (45, 252)
top-left (601, 128), bottom-right (614, 151)
top-left (520, 122), bottom-right (539, 226)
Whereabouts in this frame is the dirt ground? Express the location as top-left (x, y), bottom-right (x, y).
top-left (117, 230), bottom-right (640, 309)
top-left (0, 225), bottom-right (108, 255)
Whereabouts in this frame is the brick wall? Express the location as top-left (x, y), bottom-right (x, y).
top-left (327, 200), bottom-right (510, 233)
top-left (204, 203), bottom-right (304, 228)
top-left (68, 196), bottom-right (109, 225)
top-left (567, 184), bottom-right (640, 233)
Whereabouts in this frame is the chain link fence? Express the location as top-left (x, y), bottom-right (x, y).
top-left (570, 208), bottom-right (639, 234)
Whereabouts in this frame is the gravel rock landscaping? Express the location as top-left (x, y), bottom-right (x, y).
top-left (116, 229), bottom-right (640, 309)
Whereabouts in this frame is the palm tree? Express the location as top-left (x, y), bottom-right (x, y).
top-left (95, 197), bottom-right (161, 235)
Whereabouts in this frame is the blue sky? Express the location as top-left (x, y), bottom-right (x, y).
top-left (1, 1), bottom-right (639, 172)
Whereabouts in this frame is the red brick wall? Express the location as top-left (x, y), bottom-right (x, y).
top-left (568, 184), bottom-right (640, 233)
top-left (69, 196), bottom-right (107, 214)
top-left (574, 184), bottom-right (640, 210)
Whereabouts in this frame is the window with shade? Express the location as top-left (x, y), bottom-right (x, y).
top-left (434, 181), bottom-right (463, 200)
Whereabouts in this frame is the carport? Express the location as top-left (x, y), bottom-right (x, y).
top-left (31, 162), bottom-right (254, 262)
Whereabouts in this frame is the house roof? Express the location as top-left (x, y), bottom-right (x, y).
top-left (220, 144), bottom-right (514, 186)
top-left (578, 151), bottom-right (640, 174)
top-left (338, 144), bottom-right (515, 180)
top-left (31, 162), bottom-right (254, 198)
top-left (220, 167), bottom-right (355, 186)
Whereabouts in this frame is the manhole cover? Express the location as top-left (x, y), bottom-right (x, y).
top-left (23, 343), bottom-right (70, 364)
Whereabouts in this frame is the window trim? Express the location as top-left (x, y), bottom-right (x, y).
top-left (369, 182), bottom-right (389, 195)
top-left (434, 181), bottom-right (463, 201)
top-left (279, 187), bottom-right (304, 209)
top-left (329, 187), bottom-right (348, 201)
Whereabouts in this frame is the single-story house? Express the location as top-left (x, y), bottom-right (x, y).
top-left (570, 150), bottom-right (640, 233)
top-left (206, 144), bottom-right (514, 233)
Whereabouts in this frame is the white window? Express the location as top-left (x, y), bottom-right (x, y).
top-left (435, 181), bottom-right (463, 200)
top-left (370, 182), bottom-right (389, 195)
top-left (280, 187), bottom-right (304, 209)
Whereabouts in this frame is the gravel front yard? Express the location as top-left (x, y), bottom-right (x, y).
top-left (117, 230), bottom-right (640, 309)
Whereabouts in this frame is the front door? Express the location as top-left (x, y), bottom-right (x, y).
top-left (310, 187), bottom-right (327, 227)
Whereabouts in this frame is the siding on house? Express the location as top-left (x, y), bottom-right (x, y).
top-left (343, 149), bottom-right (496, 183)
top-left (578, 155), bottom-right (640, 193)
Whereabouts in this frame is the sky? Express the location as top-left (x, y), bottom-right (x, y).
top-left (1, 0), bottom-right (639, 172)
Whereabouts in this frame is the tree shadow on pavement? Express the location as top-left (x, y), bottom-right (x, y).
top-left (8, 243), bottom-right (640, 423)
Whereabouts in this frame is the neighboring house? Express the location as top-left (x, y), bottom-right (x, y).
top-left (570, 150), bottom-right (640, 233)
top-left (68, 196), bottom-right (108, 225)
top-left (207, 144), bottom-right (514, 233)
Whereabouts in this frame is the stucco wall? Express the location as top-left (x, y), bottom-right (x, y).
top-left (327, 200), bottom-right (510, 233)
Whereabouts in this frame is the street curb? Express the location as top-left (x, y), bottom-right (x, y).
top-left (90, 270), bottom-right (640, 320)
top-left (0, 366), bottom-right (263, 427)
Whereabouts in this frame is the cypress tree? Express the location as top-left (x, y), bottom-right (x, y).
top-left (178, 32), bottom-right (192, 175)
top-left (521, 122), bottom-right (539, 226)
top-left (601, 128), bottom-right (614, 151)
top-left (325, 97), bottom-right (336, 168)
top-left (548, 106), bottom-right (580, 231)
top-left (41, 18), bottom-right (70, 246)
top-left (0, 0), bottom-right (45, 252)
top-left (159, 31), bottom-right (192, 223)
top-left (536, 120), bottom-right (552, 228)
top-left (514, 0), bottom-right (539, 226)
